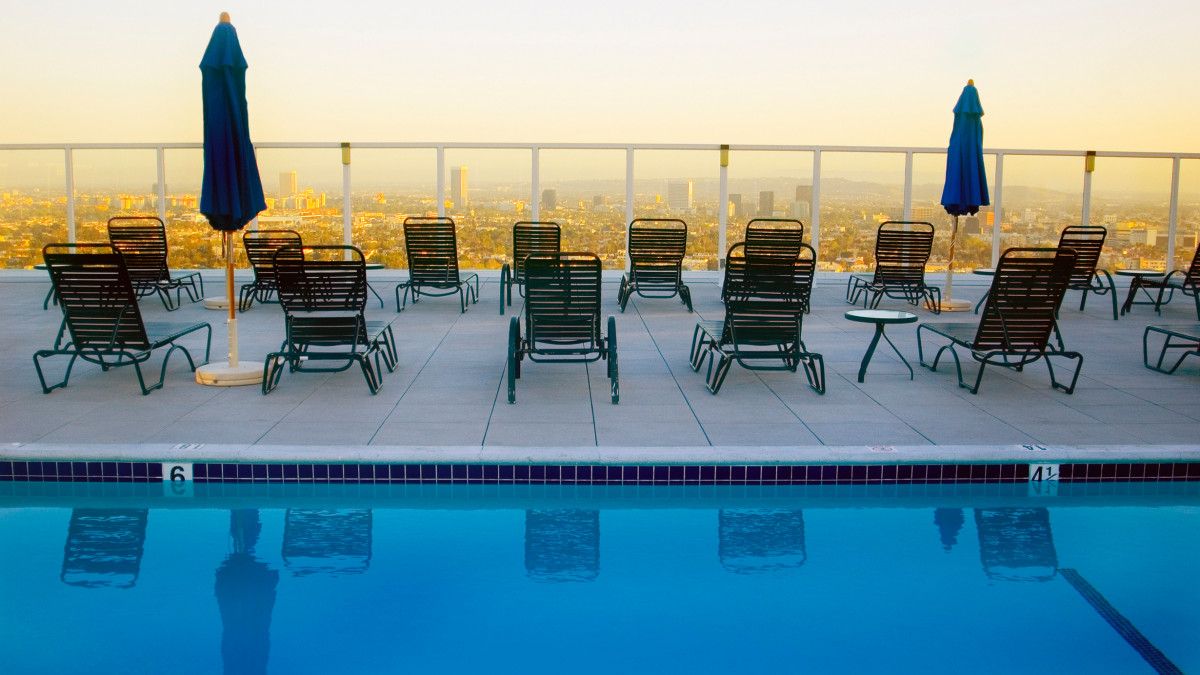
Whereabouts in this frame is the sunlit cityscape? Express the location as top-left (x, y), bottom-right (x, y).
top-left (2, 156), bottom-right (1197, 273)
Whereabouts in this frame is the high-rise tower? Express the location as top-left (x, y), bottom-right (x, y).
top-left (451, 166), bottom-right (469, 209)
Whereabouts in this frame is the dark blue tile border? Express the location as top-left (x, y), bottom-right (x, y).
top-left (0, 461), bottom-right (1196, 485)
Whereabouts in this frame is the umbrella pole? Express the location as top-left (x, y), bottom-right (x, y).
top-left (941, 215), bottom-right (971, 311)
top-left (225, 232), bottom-right (237, 366)
top-left (195, 231), bottom-right (262, 386)
top-left (945, 215), bottom-right (958, 302)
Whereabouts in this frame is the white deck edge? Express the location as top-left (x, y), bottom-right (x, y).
top-left (5, 442), bottom-right (1199, 464)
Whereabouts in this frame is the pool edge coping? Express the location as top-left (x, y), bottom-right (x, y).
top-left (5, 441), bottom-right (1199, 464)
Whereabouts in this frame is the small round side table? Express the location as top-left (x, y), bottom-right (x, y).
top-left (844, 309), bottom-right (919, 383)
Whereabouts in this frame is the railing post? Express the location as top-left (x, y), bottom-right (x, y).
top-left (1167, 156), bottom-right (1181, 269)
top-left (991, 153), bottom-right (1004, 267)
top-left (902, 151), bottom-right (913, 221)
top-left (718, 144), bottom-right (729, 267)
top-left (436, 146), bottom-right (446, 218)
top-left (341, 142), bottom-right (352, 251)
top-left (531, 146), bottom-right (540, 222)
top-left (625, 147), bottom-right (634, 269)
top-left (155, 146), bottom-right (167, 224)
top-left (810, 149), bottom-right (821, 261)
top-left (1081, 151), bottom-right (1095, 226)
top-left (64, 146), bottom-right (76, 242)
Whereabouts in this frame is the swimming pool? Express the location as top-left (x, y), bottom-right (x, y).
top-left (1, 481), bottom-right (1196, 674)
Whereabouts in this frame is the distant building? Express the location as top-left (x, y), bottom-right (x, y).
top-left (279, 171), bottom-right (297, 198)
top-left (541, 188), bottom-right (558, 210)
top-left (910, 205), bottom-right (937, 222)
top-left (592, 195), bottom-right (604, 208)
top-left (962, 216), bottom-right (981, 234)
top-left (758, 191), bottom-right (775, 217)
top-left (667, 180), bottom-right (693, 211)
top-left (792, 185), bottom-right (812, 220)
top-left (728, 193), bottom-right (743, 219)
top-left (451, 166), bottom-right (468, 209)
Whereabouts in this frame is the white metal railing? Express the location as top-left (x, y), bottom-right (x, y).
top-left (2, 141), bottom-right (1198, 268)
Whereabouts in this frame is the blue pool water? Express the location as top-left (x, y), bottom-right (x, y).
top-left (1, 482), bottom-right (1197, 674)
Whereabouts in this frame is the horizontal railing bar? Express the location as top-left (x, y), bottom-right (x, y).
top-left (1, 142), bottom-right (1198, 160)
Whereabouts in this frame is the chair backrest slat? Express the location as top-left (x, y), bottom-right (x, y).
top-left (744, 218), bottom-right (804, 259)
top-left (1057, 225), bottom-right (1106, 287)
top-left (107, 216), bottom-right (171, 285)
top-left (872, 221), bottom-right (934, 285)
top-left (524, 253), bottom-right (602, 344)
top-left (244, 229), bottom-right (303, 282)
top-left (403, 217), bottom-right (462, 285)
top-left (43, 243), bottom-right (151, 351)
top-left (1184, 242), bottom-right (1200, 286)
top-left (724, 242), bottom-right (815, 303)
top-left (974, 247), bottom-right (1076, 351)
top-left (724, 253), bottom-right (808, 344)
top-left (512, 221), bottom-right (562, 279)
top-left (274, 245), bottom-right (367, 313)
top-left (628, 218), bottom-right (687, 262)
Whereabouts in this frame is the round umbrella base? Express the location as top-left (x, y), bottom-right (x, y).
top-left (939, 298), bottom-right (974, 312)
top-left (203, 296), bottom-right (230, 310)
top-left (195, 361), bottom-right (262, 387)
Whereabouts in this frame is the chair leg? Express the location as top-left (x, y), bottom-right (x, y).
top-left (925, 287), bottom-right (942, 314)
top-left (607, 316), bottom-right (619, 404)
top-left (507, 317), bottom-right (520, 404)
top-left (617, 275), bottom-right (630, 312)
top-left (705, 352), bottom-right (733, 394)
top-left (689, 324), bottom-right (708, 371)
top-left (801, 352), bottom-right (826, 394)
top-left (356, 353), bottom-right (381, 394)
top-left (499, 264), bottom-right (509, 315)
top-left (238, 285), bottom-right (253, 312)
top-left (262, 353), bottom-right (285, 394)
top-left (33, 351), bottom-right (78, 394)
top-left (157, 285), bottom-right (180, 312)
top-left (960, 357), bottom-right (987, 394)
top-left (1046, 352), bottom-right (1083, 394)
top-left (680, 283), bottom-right (693, 312)
top-left (1097, 271), bottom-right (1118, 320)
top-left (144, 343), bottom-right (196, 395)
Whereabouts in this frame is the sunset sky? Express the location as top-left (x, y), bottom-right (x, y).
top-left (2, 0), bottom-right (1197, 154)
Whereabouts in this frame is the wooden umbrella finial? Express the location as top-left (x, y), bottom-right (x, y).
top-left (220, 11), bottom-right (231, 23)
top-left (967, 78), bottom-right (974, 86)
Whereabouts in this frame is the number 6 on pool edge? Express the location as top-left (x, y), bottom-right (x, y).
top-left (162, 463), bottom-right (193, 482)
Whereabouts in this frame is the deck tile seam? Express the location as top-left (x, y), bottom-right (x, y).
top-left (751, 370), bottom-right (823, 443)
top-left (480, 297), bottom-right (522, 447)
top-left (842, 371), bottom-right (937, 445)
top-left (584, 361), bottom-right (599, 446)
top-left (633, 300), bottom-right (711, 446)
top-left (367, 309), bottom-right (465, 445)
top-left (248, 367), bottom-right (321, 446)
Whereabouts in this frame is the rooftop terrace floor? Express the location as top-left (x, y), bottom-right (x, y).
top-left (1, 272), bottom-right (1197, 462)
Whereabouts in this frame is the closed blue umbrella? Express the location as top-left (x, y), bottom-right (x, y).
top-left (196, 13), bottom-right (267, 386)
top-left (940, 79), bottom-right (989, 309)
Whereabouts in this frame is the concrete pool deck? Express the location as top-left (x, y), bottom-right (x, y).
top-left (1, 270), bottom-right (1198, 464)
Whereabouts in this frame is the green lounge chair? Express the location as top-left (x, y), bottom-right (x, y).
top-left (264, 245), bottom-right (396, 394)
top-left (917, 247), bottom-right (1081, 394)
top-left (107, 216), bottom-right (203, 311)
top-left (507, 252), bottom-right (617, 404)
top-left (34, 243), bottom-right (211, 395)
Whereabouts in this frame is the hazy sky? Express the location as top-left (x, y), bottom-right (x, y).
top-left (2, 0), bottom-right (1197, 153)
